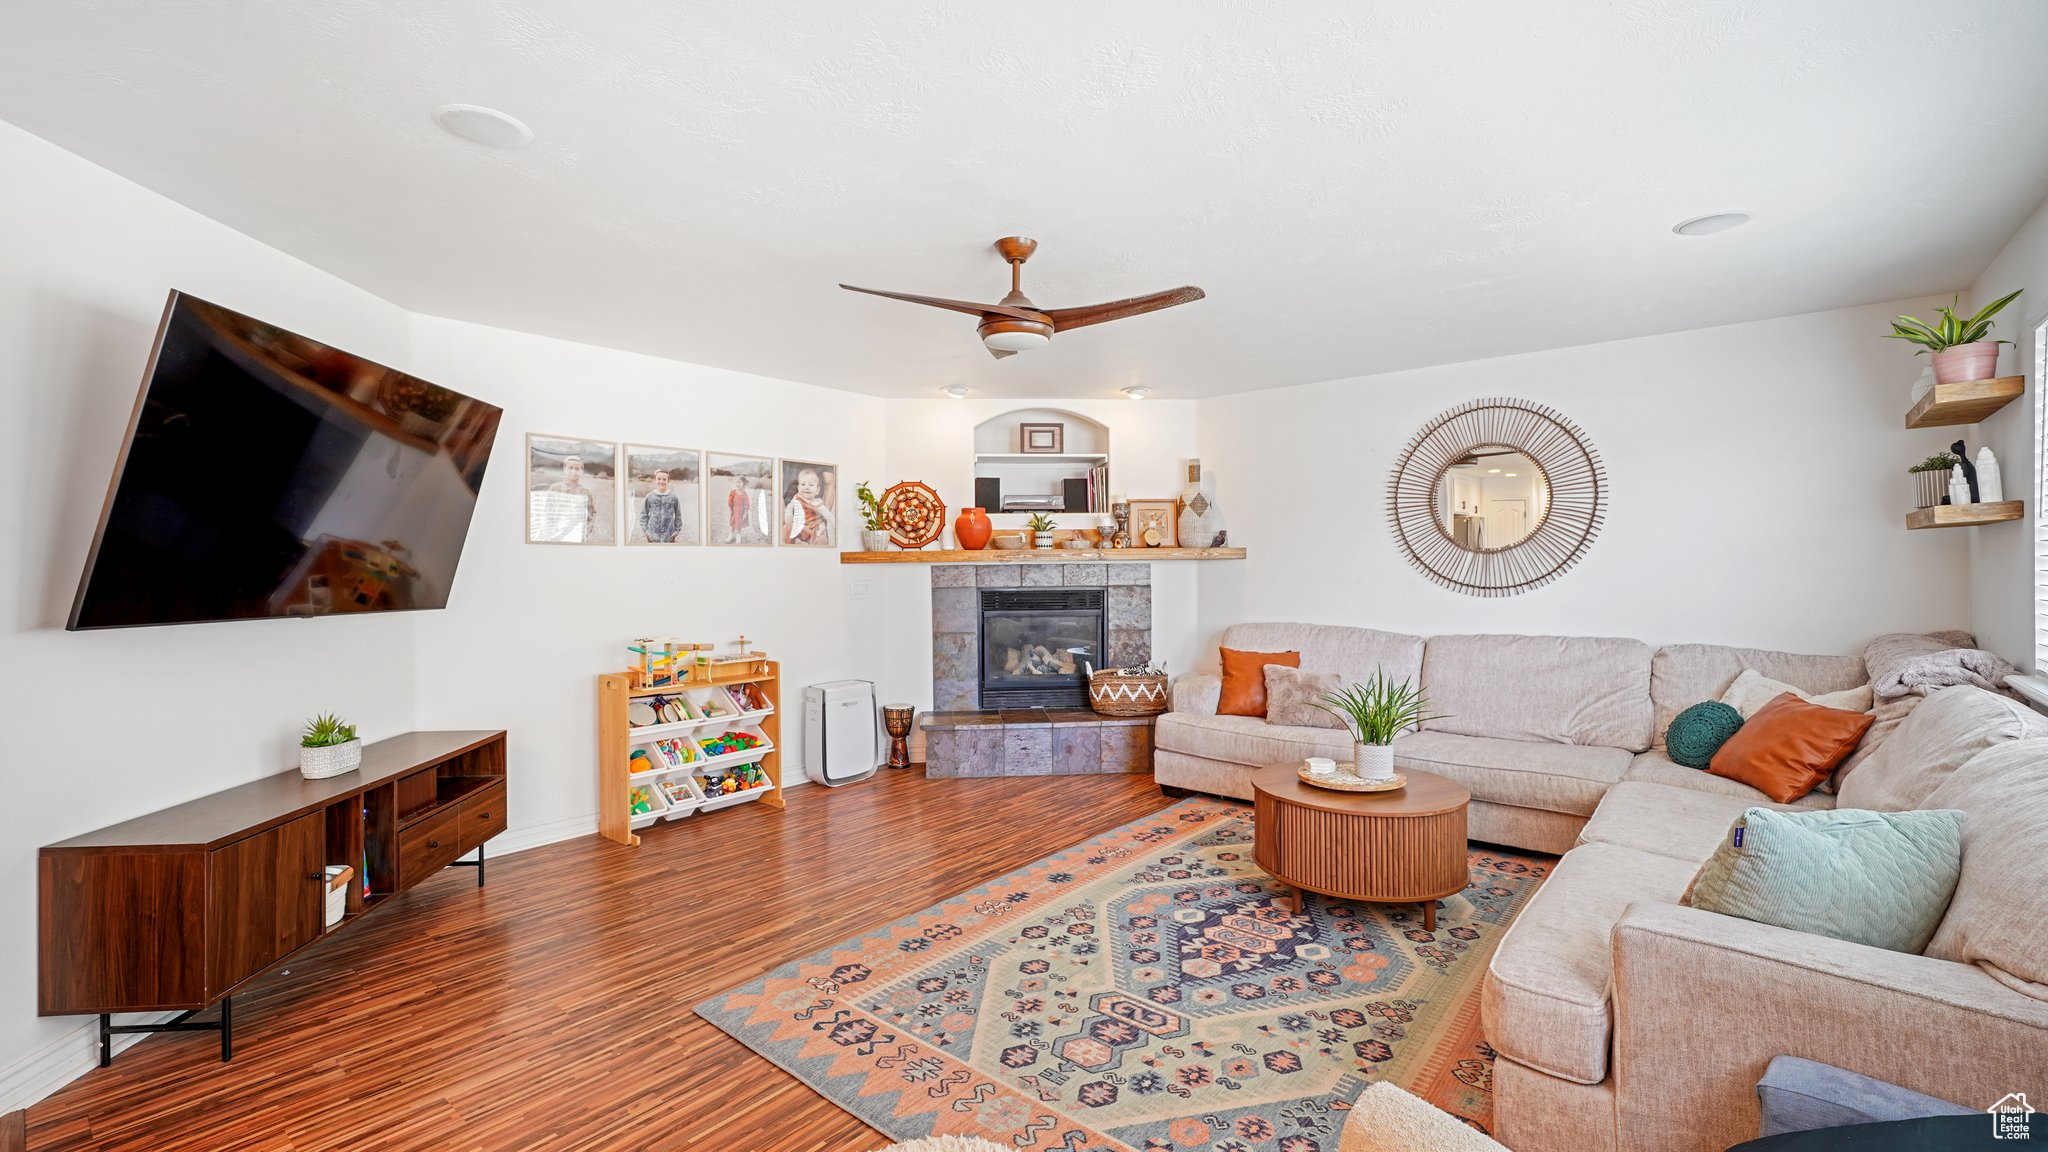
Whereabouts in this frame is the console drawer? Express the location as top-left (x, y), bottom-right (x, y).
top-left (457, 782), bottom-right (507, 853)
top-left (397, 805), bottom-right (465, 891)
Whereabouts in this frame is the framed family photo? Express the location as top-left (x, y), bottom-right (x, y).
top-left (526, 434), bottom-right (618, 544)
top-left (777, 459), bottom-right (838, 548)
top-left (706, 451), bottom-right (775, 547)
top-left (624, 446), bottom-right (702, 545)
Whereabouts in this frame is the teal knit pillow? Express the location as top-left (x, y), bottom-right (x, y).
top-left (1667, 700), bottom-right (1743, 768)
top-left (1683, 807), bottom-right (1965, 953)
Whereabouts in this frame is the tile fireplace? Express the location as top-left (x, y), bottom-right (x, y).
top-left (978, 588), bottom-right (1105, 709)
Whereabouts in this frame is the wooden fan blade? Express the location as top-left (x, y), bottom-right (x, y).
top-left (1045, 286), bottom-right (1205, 332)
top-left (839, 284), bottom-right (1044, 322)
top-left (987, 346), bottom-right (1017, 360)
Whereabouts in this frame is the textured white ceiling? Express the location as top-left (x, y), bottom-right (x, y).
top-left (5, 1), bottom-right (2048, 399)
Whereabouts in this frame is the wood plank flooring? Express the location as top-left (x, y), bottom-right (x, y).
top-left (27, 771), bottom-right (1178, 1152)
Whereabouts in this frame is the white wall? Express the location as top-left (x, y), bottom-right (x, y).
top-left (405, 316), bottom-right (888, 844)
top-left (1194, 298), bottom-right (1977, 663)
top-left (1967, 192), bottom-right (2048, 670)
top-left (0, 120), bottom-right (421, 1106)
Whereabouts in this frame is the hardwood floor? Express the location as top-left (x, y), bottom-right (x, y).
top-left (27, 771), bottom-right (1179, 1152)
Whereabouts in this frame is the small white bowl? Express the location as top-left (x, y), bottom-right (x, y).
top-left (1305, 757), bottom-right (1336, 776)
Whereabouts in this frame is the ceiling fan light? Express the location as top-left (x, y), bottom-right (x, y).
top-left (1121, 387), bottom-right (1150, 400)
top-left (942, 385), bottom-right (969, 399)
top-left (982, 329), bottom-right (1051, 352)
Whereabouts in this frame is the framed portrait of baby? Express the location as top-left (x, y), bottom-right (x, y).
top-left (624, 446), bottom-right (702, 545)
top-left (777, 459), bottom-right (839, 548)
top-left (527, 434), bottom-right (618, 545)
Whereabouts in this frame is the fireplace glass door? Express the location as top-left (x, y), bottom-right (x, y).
top-left (978, 589), bottom-right (1105, 709)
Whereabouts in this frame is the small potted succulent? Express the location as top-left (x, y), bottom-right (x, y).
top-left (300, 713), bottom-right (362, 780)
top-left (1885, 289), bottom-right (2023, 384)
top-left (1908, 452), bottom-right (1961, 509)
top-left (1318, 670), bottom-right (1441, 783)
top-left (855, 481), bottom-right (890, 552)
top-left (1025, 512), bottom-right (1058, 549)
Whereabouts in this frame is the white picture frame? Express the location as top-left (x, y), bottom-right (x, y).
top-left (526, 434), bottom-right (618, 545)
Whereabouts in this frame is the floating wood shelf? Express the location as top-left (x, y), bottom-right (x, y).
top-left (839, 547), bottom-right (1246, 564)
top-left (1905, 376), bottom-right (2023, 428)
top-left (1906, 501), bottom-right (2024, 530)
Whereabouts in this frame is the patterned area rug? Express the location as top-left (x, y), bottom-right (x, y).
top-left (697, 799), bottom-right (1551, 1152)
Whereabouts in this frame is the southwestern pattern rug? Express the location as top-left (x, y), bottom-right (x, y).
top-left (696, 799), bottom-right (1551, 1152)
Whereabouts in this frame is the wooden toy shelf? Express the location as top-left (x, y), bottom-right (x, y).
top-left (597, 661), bottom-right (783, 847)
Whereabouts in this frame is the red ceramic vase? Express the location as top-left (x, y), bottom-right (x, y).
top-left (955, 507), bottom-right (993, 550)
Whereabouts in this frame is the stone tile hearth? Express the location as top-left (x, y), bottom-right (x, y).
top-left (922, 709), bottom-right (1153, 778)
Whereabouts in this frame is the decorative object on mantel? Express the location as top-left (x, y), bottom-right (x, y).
top-left (1127, 499), bottom-right (1178, 547)
top-left (954, 506), bottom-right (992, 550)
top-left (1950, 439), bottom-right (1980, 503)
top-left (1025, 511), bottom-right (1057, 548)
top-left (990, 532), bottom-right (1026, 549)
top-left (1883, 290), bottom-right (2023, 384)
top-left (880, 480), bottom-right (946, 549)
top-left (881, 704), bottom-right (916, 768)
top-left (1388, 397), bottom-right (1606, 597)
top-left (1908, 452), bottom-right (1960, 509)
top-left (1019, 422), bottom-right (1064, 453)
top-left (1085, 662), bottom-right (1170, 717)
top-left (1176, 459), bottom-right (1228, 548)
top-left (1977, 447), bottom-right (2004, 503)
top-left (1109, 498), bottom-right (1132, 548)
top-left (838, 545), bottom-right (1245, 563)
top-left (299, 712), bottom-right (362, 780)
top-left (1318, 671), bottom-right (1442, 784)
top-left (855, 481), bottom-right (891, 552)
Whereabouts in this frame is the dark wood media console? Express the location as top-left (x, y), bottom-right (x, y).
top-left (39, 730), bottom-right (507, 1065)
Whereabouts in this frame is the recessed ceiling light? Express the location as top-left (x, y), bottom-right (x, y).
top-left (1672, 212), bottom-right (1749, 237)
top-left (1487, 468), bottom-right (1501, 473)
top-left (433, 104), bottom-right (533, 148)
top-left (1504, 472), bottom-right (1519, 477)
top-left (1121, 387), bottom-right (1150, 400)
top-left (942, 384), bottom-right (969, 399)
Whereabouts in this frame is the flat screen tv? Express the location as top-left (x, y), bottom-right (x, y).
top-left (68, 291), bottom-right (503, 630)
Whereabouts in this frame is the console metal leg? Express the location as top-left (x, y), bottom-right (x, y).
top-left (97, 996), bottom-right (235, 1066)
top-left (450, 841), bottom-right (486, 887)
top-left (220, 994), bottom-right (232, 1062)
top-left (99, 1014), bottom-right (111, 1068)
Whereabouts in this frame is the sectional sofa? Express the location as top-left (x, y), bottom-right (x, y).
top-left (1156, 622), bottom-right (2048, 1152)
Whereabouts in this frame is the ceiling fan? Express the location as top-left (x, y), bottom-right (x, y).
top-left (840, 237), bottom-right (1205, 359)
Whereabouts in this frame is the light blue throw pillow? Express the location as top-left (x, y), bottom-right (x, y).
top-left (1682, 807), bottom-right (1964, 953)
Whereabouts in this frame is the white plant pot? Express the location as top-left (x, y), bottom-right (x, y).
top-left (300, 737), bottom-right (363, 780)
top-left (1034, 532), bottom-right (1056, 549)
top-left (1354, 742), bottom-right (1396, 781)
top-left (861, 529), bottom-right (892, 552)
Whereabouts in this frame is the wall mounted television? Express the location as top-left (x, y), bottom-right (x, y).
top-left (67, 291), bottom-right (503, 630)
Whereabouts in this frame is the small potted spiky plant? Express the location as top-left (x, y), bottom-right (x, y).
top-left (1026, 512), bottom-right (1058, 549)
top-left (300, 713), bottom-right (362, 780)
top-left (1318, 670), bottom-right (1441, 783)
top-left (855, 481), bottom-right (890, 552)
top-left (1908, 452), bottom-right (1961, 509)
top-left (1885, 289), bottom-right (2023, 384)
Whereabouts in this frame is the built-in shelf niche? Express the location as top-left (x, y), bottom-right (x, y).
top-left (972, 408), bottom-right (1110, 516)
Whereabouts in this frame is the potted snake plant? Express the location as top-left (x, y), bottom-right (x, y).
top-left (1026, 512), bottom-right (1058, 549)
top-left (855, 481), bottom-right (890, 552)
top-left (1318, 671), bottom-right (1441, 782)
top-left (1885, 290), bottom-right (2023, 384)
top-left (300, 713), bottom-right (362, 780)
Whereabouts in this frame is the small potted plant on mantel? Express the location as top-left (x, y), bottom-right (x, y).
top-left (855, 481), bottom-right (890, 552)
top-left (300, 713), bottom-right (362, 780)
top-left (1318, 671), bottom-right (1441, 783)
top-left (1885, 289), bottom-right (2024, 384)
top-left (1025, 512), bottom-right (1058, 549)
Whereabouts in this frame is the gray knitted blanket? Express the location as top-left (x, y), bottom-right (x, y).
top-left (1863, 630), bottom-right (2019, 700)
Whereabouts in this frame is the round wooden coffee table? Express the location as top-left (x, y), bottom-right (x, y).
top-left (1250, 764), bottom-right (1471, 930)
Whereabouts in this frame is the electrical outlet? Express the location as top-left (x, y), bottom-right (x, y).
top-left (849, 580), bottom-right (873, 601)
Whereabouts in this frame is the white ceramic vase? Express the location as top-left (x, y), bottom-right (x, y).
top-left (861, 529), bottom-right (891, 552)
top-left (1354, 742), bottom-right (1395, 782)
top-left (300, 738), bottom-right (363, 780)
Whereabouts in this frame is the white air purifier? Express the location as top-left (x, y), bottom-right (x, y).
top-left (805, 680), bottom-right (880, 786)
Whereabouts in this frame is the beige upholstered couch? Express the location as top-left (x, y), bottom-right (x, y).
top-left (1157, 623), bottom-right (2048, 1152)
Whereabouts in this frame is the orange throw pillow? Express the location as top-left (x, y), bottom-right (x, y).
top-left (1218, 648), bottom-right (1301, 717)
top-left (1709, 692), bottom-right (1875, 803)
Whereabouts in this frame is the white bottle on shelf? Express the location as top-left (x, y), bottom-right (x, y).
top-left (1977, 447), bottom-right (2004, 503)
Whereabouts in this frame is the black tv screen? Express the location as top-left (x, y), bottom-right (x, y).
top-left (68, 291), bottom-right (503, 630)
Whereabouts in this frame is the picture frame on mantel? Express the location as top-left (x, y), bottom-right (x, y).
top-left (1019, 422), bottom-right (1064, 454)
top-left (1127, 499), bottom-right (1178, 548)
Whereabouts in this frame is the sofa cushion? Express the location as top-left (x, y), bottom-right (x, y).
top-left (1577, 781), bottom-right (1782, 864)
top-left (1706, 693), bottom-right (1873, 804)
top-left (1835, 685), bottom-right (2046, 812)
top-left (1922, 738), bottom-right (2048, 1000)
top-left (1153, 712), bottom-right (1352, 767)
top-left (1264, 665), bottom-right (1345, 729)
top-left (1651, 644), bottom-right (1866, 747)
top-left (1719, 669), bottom-right (1874, 719)
top-left (1482, 842), bottom-right (1700, 1083)
top-left (1623, 751), bottom-right (1835, 811)
top-left (1393, 731), bottom-right (1630, 817)
top-left (1755, 1056), bottom-right (1973, 1138)
top-left (1422, 634), bottom-right (1653, 751)
top-left (1218, 648), bottom-right (1298, 717)
top-left (1220, 622), bottom-right (1425, 687)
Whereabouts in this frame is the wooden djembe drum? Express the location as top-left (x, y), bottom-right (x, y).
top-left (882, 704), bottom-right (916, 768)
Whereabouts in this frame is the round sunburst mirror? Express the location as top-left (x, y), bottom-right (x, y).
top-left (1388, 398), bottom-right (1606, 597)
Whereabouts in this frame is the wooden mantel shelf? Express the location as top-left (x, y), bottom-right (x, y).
top-left (1906, 501), bottom-right (2024, 530)
top-left (1905, 376), bottom-right (2023, 428)
top-left (840, 547), bottom-right (1246, 564)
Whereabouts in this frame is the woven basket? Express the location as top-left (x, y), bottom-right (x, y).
top-left (1088, 671), bottom-right (1169, 717)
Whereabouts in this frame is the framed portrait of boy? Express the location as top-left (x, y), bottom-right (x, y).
top-left (706, 451), bottom-right (775, 547)
top-left (625, 446), bottom-right (702, 545)
top-left (776, 459), bottom-right (838, 548)
top-left (527, 434), bottom-right (618, 544)
top-left (1126, 498), bottom-right (1178, 548)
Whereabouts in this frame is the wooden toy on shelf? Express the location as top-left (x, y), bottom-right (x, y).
top-left (628, 638), bottom-right (716, 690)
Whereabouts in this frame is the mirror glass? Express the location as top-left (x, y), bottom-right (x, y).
top-left (1436, 447), bottom-right (1549, 550)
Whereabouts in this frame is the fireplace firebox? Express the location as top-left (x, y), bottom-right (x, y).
top-left (978, 588), bottom-right (1105, 709)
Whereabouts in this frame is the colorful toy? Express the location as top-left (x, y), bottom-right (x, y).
top-left (628, 748), bottom-right (655, 775)
top-left (699, 763), bottom-right (768, 796)
top-left (657, 778), bottom-right (697, 805)
top-left (628, 784), bottom-right (659, 815)
top-left (628, 638), bottom-right (715, 689)
top-left (698, 730), bottom-right (763, 758)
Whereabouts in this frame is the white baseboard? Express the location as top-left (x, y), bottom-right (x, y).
top-left (0, 1010), bottom-right (177, 1115)
top-left (488, 810), bottom-right (597, 856)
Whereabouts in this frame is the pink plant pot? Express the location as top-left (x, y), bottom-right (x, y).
top-left (1930, 341), bottom-right (2000, 385)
